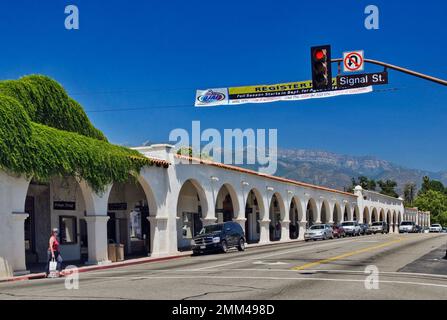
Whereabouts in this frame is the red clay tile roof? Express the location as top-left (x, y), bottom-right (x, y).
top-left (175, 154), bottom-right (355, 197)
top-left (129, 155), bottom-right (170, 168)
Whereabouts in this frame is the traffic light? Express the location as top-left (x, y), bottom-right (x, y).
top-left (311, 45), bottom-right (332, 91)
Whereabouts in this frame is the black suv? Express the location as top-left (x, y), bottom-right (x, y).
top-left (192, 221), bottom-right (246, 255)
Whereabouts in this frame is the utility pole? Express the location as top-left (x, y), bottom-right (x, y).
top-left (332, 58), bottom-right (447, 86)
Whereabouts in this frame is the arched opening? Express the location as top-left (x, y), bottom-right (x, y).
top-left (333, 203), bottom-right (342, 224)
top-left (363, 207), bottom-right (370, 224)
top-left (269, 193), bottom-right (284, 241)
top-left (306, 198), bottom-right (318, 228)
top-left (176, 179), bottom-right (207, 251)
top-left (343, 203), bottom-right (351, 221)
top-left (386, 210), bottom-right (391, 231)
top-left (107, 176), bottom-right (155, 258)
top-left (289, 197), bottom-right (301, 239)
top-left (379, 209), bottom-right (385, 222)
top-left (353, 205), bottom-right (360, 222)
top-left (392, 211), bottom-right (396, 232)
top-left (398, 211), bottom-right (402, 226)
top-left (215, 184), bottom-right (237, 223)
top-left (245, 189), bottom-right (262, 244)
top-left (24, 176), bottom-right (88, 269)
top-left (320, 200), bottom-right (330, 223)
top-left (371, 208), bottom-right (378, 222)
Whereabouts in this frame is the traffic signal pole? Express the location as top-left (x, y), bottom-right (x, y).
top-left (331, 58), bottom-right (447, 86)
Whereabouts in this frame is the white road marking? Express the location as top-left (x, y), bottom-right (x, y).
top-left (76, 275), bottom-right (447, 289)
top-left (193, 238), bottom-right (358, 271)
top-left (82, 268), bottom-right (447, 280)
top-left (252, 261), bottom-right (289, 266)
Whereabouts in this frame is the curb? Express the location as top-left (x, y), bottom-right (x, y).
top-left (0, 251), bottom-right (192, 283)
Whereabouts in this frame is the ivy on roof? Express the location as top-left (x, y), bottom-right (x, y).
top-left (0, 75), bottom-right (154, 193)
top-left (0, 75), bottom-right (106, 141)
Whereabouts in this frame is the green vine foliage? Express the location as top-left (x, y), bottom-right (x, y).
top-left (0, 75), bottom-right (153, 193)
top-left (0, 75), bottom-right (106, 141)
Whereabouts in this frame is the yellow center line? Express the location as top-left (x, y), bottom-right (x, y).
top-left (291, 237), bottom-right (407, 271)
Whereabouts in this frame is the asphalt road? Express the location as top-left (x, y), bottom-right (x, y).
top-left (1, 233), bottom-right (446, 300)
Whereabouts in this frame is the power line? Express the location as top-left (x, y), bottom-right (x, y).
top-left (86, 104), bottom-right (193, 113)
top-left (70, 87), bottom-right (196, 96)
top-left (85, 87), bottom-right (403, 113)
top-left (332, 58), bottom-right (447, 86)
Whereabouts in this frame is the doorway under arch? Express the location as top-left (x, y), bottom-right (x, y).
top-left (177, 179), bottom-right (207, 251)
top-left (245, 189), bottom-right (262, 244)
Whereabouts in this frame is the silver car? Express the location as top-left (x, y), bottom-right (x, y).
top-left (429, 224), bottom-right (443, 233)
top-left (399, 221), bottom-right (416, 233)
top-left (341, 221), bottom-right (361, 236)
top-left (304, 224), bottom-right (334, 241)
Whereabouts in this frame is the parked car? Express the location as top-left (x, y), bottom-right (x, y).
top-left (367, 221), bottom-right (389, 234)
top-left (192, 221), bottom-right (245, 255)
top-left (399, 221), bottom-right (417, 233)
top-left (442, 227), bottom-right (447, 233)
top-left (359, 223), bottom-right (369, 235)
top-left (429, 224), bottom-right (443, 233)
top-left (330, 223), bottom-right (346, 238)
top-left (304, 224), bottom-right (334, 241)
top-left (341, 221), bottom-right (361, 236)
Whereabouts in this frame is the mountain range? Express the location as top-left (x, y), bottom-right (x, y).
top-left (271, 149), bottom-right (447, 195)
top-left (140, 141), bottom-right (446, 195)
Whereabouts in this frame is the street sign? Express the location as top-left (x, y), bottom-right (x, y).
top-left (343, 50), bottom-right (364, 72)
top-left (337, 72), bottom-right (388, 89)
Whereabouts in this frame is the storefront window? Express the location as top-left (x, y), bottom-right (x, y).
top-left (59, 216), bottom-right (77, 244)
top-left (130, 210), bottom-right (142, 239)
top-left (181, 212), bottom-right (202, 239)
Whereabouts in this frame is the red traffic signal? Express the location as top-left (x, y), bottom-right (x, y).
top-left (311, 45), bottom-right (332, 90)
top-left (314, 49), bottom-right (325, 61)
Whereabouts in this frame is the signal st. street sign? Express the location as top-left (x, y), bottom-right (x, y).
top-left (343, 50), bottom-right (364, 72)
top-left (337, 72), bottom-right (388, 88)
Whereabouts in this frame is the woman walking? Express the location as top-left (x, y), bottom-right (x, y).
top-left (46, 228), bottom-right (62, 277)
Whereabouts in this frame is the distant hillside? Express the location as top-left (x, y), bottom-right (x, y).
top-left (140, 141), bottom-right (446, 195)
top-left (271, 149), bottom-right (447, 194)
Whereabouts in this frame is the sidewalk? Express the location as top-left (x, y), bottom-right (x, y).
top-left (1, 239), bottom-right (306, 283)
top-left (0, 251), bottom-right (192, 283)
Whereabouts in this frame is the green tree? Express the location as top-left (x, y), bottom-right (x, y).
top-left (419, 176), bottom-right (445, 195)
top-left (377, 179), bottom-right (399, 198)
top-left (403, 182), bottom-right (416, 206)
top-left (347, 176), bottom-right (376, 192)
top-left (358, 176), bottom-right (368, 189)
top-left (176, 146), bottom-right (212, 160)
top-left (414, 190), bottom-right (447, 225)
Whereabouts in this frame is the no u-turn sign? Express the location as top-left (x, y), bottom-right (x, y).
top-left (343, 50), bottom-right (364, 72)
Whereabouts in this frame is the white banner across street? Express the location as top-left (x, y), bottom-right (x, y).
top-left (194, 78), bottom-right (373, 107)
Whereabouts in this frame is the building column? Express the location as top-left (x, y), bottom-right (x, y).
top-left (298, 221), bottom-right (307, 241)
top-left (148, 216), bottom-right (170, 257)
top-left (9, 212), bottom-right (29, 275)
top-left (259, 219), bottom-right (270, 244)
top-left (390, 223), bottom-right (396, 233)
top-left (0, 171), bottom-right (31, 279)
top-left (280, 220), bottom-right (290, 242)
top-left (233, 217), bottom-right (247, 235)
top-left (84, 215), bottom-right (110, 265)
top-left (201, 216), bottom-right (217, 226)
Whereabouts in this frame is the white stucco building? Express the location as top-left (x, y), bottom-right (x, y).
top-left (0, 144), bottom-right (407, 279)
top-left (404, 207), bottom-right (431, 227)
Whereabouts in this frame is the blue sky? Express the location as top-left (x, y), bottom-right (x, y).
top-left (0, 0), bottom-right (446, 171)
